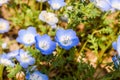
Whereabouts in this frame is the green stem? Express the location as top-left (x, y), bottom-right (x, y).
top-left (79, 40), bottom-right (88, 54)
top-left (79, 30), bottom-right (99, 54)
top-left (0, 65), bottom-right (4, 80)
top-left (40, 2), bottom-right (43, 11)
top-left (97, 40), bottom-right (112, 66)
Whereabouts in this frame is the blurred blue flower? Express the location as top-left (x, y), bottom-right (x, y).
top-left (26, 71), bottom-right (48, 80)
top-left (39, 11), bottom-right (58, 27)
top-left (36, 0), bottom-right (47, 2)
top-left (110, 0), bottom-right (120, 10)
top-left (112, 35), bottom-right (120, 56)
top-left (16, 50), bottom-right (35, 68)
top-left (48, 0), bottom-right (66, 10)
top-left (55, 29), bottom-right (79, 50)
top-left (112, 55), bottom-right (119, 68)
top-left (91, 0), bottom-right (113, 11)
top-left (91, 0), bottom-right (120, 11)
top-left (0, 0), bottom-right (9, 6)
top-left (7, 49), bottom-right (23, 59)
top-left (35, 34), bottom-right (56, 55)
top-left (0, 18), bottom-right (10, 33)
top-left (16, 27), bottom-right (37, 46)
top-left (0, 54), bottom-right (15, 67)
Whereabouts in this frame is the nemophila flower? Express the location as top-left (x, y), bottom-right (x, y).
top-left (112, 55), bottom-right (120, 68)
top-left (16, 50), bottom-right (35, 68)
top-left (55, 29), bottom-right (79, 50)
top-left (109, 0), bottom-right (120, 10)
top-left (91, 0), bottom-right (113, 11)
top-left (26, 71), bottom-right (48, 80)
top-left (48, 0), bottom-right (66, 10)
top-left (112, 35), bottom-right (120, 56)
top-left (16, 27), bottom-right (37, 46)
top-left (0, 18), bottom-right (9, 33)
top-left (0, 54), bottom-right (14, 67)
top-left (39, 11), bottom-right (58, 27)
top-left (91, 0), bottom-right (120, 11)
top-left (0, 0), bottom-right (9, 6)
top-left (36, 0), bottom-right (47, 2)
top-left (7, 49), bottom-right (23, 59)
top-left (35, 34), bottom-right (56, 55)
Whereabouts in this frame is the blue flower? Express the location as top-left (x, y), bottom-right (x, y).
top-left (55, 29), bottom-right (79, 50)
top-left (112, 55), bottom-right (119, 68)
top-left (0, 0), bottom-right (9, 6)
top-left (0, 18), bottom-right (10, 33)
top-left (16, 27), bottom-right (37, 46)
top-left (7, 49), bottom-right (23, 59)
top-left (112, 35), bottom-right (120, 56)
top-left (48, 0), bottom-right (66, 10)
top-left (0, 54), bottom-right (15, 67)
top-left (35, 34), bottom-right (56, 55)
top-left (26, 71), bottom-right (48, 80)
top-left (110, 0), bottom-right (120, 10)
top-left (94, 0), bottom-right (113, 11)
top-left (91, 0), bottom-right (120, 11)
top-left (39, 11), bottom-right (58, 26)
top-left (16, 50), bottom-right (35, 68)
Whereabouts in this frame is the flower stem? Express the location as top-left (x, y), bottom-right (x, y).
top-left (0, 65), bottom-right (4, 80)
top-left (40, 2), bottom-right (43, 11)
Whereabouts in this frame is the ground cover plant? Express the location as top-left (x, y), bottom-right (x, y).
top-left (0, 0), bottom-right (120, 80)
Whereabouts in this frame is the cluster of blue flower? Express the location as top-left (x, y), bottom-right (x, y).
top-left (0, 24), bottom-right (79, 80)
top-left (0, 0), bottom-right (120, 79)
top-left (16, 27), bottom-right (79, 55)
top-left (0, 0), bottom-right (80, 79)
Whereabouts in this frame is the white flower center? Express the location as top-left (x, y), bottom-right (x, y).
top-left (39, 41), bottom-right (49, 50)
top-left (0, 22), bottom-right (7, 31)
top-left (52, 3), bottom-right (60, 9)
top-left (30, 74), bottom-right (42, 80)
top-left (0, 58), bottom-right (13, 66)
top-left (21, 53), bottom-right (30, 63)
top-left (23, 34), bottom-right (35, 44)
top-left (60, 35), bottom-right (72, 46)
top-left (44, 13), bottom-right (55, 22)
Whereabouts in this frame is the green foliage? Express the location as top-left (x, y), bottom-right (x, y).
top-left (1, 0), bottom-right (120, 79)
top-left (6, 64), bottom-right (22, 78)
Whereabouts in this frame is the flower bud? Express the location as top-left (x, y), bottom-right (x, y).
top-left (16, 71), bottom-right (25, 80)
